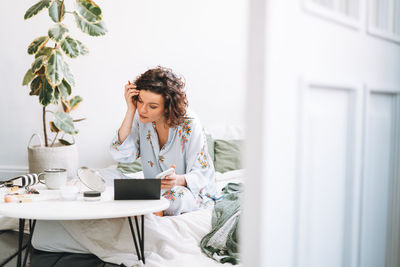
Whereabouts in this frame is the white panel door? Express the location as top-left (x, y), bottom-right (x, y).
top-left (243, 0), bottom-right (400, 266)
top-left (244, 0), bottom-right (400, 266)
top-left (360, 91), bottom-right (400, 267)
top-left (297, 82), bottom-right (361, 267)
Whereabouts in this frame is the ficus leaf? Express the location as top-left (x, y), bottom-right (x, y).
top-left (48, 23), bottom-right (69, 42)
top-left (54, 111), bottom-right (78, 135)
top-left (61, 37), bottom-right (89, 57)
top-left (48, 0), bottom-right (65, 22)
top-left (23, 69), bottom-right (35, 86)
top-left (35, 46), bottom-right (53, 58)
top-left (62, 99), bottom-right (70, 113)
top-left (58, 79), bottom-right (71, 98)
top-left (62, 60), bottom-right (75, 87)
top-left (60, 36), bottom-right (79, 58)
top-left (28, 36), bottom-right (49, 55)
top-left (73, 11), bottom-right (107, 36)
top-left (52, 86), bottom-right (60, 104)
top-left (75, 0), bottom-right (102, 23)
top-left (59, 138), bottom-right (73, 145)
top-left (39, 77), bottom-right (53, 106)
top-left (36, 66), bottom-right (46, 75)
top-left (62, 36), bottom-right (89, 57)
top-left (69, 95), bottom-right (83, 111)
top-left (24, 0), bottom-right (51, 20)
top-left (45, 50), bottom-right (64, 87)
top-left (31, 55), bottom-right (47, 73)
top-left (49, 121), bottom-right (60, 132)
top-left (30, 76), bottom-right (43, 96)
top-left (76, 39), bottom-right (89, 56)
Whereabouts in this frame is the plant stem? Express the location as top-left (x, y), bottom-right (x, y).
top-left (59, 1), bottom-right (64, 23)
top-left (45, 0), bottom-right (64, 148)
top-left (51, 132), bottom-right (59, 147)
top-left (43, 106), bottom-right (48, 147)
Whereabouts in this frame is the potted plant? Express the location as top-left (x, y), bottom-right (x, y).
top-left (22, 0), bottom-right (107, 177)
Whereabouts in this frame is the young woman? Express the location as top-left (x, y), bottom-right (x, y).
top-left (110, 66), bottom-right (216, 216)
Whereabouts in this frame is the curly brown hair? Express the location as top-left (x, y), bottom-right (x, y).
top-left (133, 66), bottom-right (188, 128)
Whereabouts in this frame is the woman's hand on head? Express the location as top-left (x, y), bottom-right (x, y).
top-left (124, 81), bottom-right (140, 112)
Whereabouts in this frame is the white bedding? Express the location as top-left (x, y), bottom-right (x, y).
top-left (58, 169), bottom-right (244, 267)
top-left (60, 208), bottom-right (229, 267)
top-left (0, 169), bottom-right (244, 267)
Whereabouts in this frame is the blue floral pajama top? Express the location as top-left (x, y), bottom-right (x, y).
top-left (109, 109), bottom-right (217, 207)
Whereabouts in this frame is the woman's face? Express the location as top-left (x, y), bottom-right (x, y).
top-left (136, 90), bottom-right (166, 124)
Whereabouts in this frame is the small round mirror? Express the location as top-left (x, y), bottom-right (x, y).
top-left (77, 167), bottom-right (106, 192)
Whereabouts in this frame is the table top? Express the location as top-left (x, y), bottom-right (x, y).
top-left (0, 186), bottom-right (169, 220)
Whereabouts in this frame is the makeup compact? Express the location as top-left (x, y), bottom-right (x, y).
top-left (83, 191), bottom-right (101, 201)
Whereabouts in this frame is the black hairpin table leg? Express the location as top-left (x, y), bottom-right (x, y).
top-left (16, 219), bottom-right (36, 267)
top-left (128, 216), bottom-right (145, 264)
top-left (135, 215), bottom-right (145, 264)
top-left (17, 219), bottom-right (36, 267)
top-left (17, 219), bottom-right (25, 267)
top-left (23, 219), bottom-right (36, 267)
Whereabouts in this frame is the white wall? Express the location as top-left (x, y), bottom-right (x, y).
top-left (243, 0), bottom-right (400, 266)
top-left (0, 0), bottom-right (247, 177)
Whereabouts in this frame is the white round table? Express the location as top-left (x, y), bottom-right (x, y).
top-left (0, 198), bottom-right (169, 220)
top-left (0, 187), bottom-right (169, 267)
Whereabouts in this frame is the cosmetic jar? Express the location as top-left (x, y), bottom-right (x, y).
top-left (83, 191), bottom-right (101, 201)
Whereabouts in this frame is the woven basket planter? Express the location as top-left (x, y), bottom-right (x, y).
top-left (27, 134), bottom-right (78, 178)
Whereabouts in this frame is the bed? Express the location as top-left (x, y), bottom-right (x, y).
top-left (59, 168), bottom-right (243, 267)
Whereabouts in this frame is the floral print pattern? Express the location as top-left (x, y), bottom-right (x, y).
top-left (197, 144), bottom-right (210, 169)
top-left (195, 188), bottom-right (215, 208)
top-left (159, 155), bottom-right (165, 163)
top-left (162, 187), bottom-right (186, 201)
top-left (146, 130), bottom-right (154, 149)
top-left (111, 140), bottom-right (119, 151)
top-left (148, 160), bottom-right (154, 167)
top-left (179, 119), bottom-right (192, 152)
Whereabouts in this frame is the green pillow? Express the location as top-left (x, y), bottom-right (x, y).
top-left (117, 159), bottom-right (142, 174)
top-left (206, 133), bottom-right (215, 163)
top-left (214, 139), bottom-right (243, 173)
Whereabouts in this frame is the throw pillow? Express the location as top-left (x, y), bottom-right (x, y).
top-left (214, 139), bottom-right (242, 173)
top-left (117, 160), bottom-right (142, 174)
top-left (206, 133), bottom-right (215, 163)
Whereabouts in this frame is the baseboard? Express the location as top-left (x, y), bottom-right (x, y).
top-left (0, 166), bottom-right (29, 181)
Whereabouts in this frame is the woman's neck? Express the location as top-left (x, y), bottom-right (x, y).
top-left (154, 119), bottom-right (169, 132)
top-left (154, 119), bottom-right (169, 148)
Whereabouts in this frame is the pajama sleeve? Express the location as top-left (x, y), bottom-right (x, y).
top-left (183, 117), bottom-right (215, 196)
top-left (109, 111), bottom-right (141, 163)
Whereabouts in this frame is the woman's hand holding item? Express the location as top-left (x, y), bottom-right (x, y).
top-left (161, 165), bottom-right (187, 189)
top-left (124, 81), bottom-right (139, 112)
